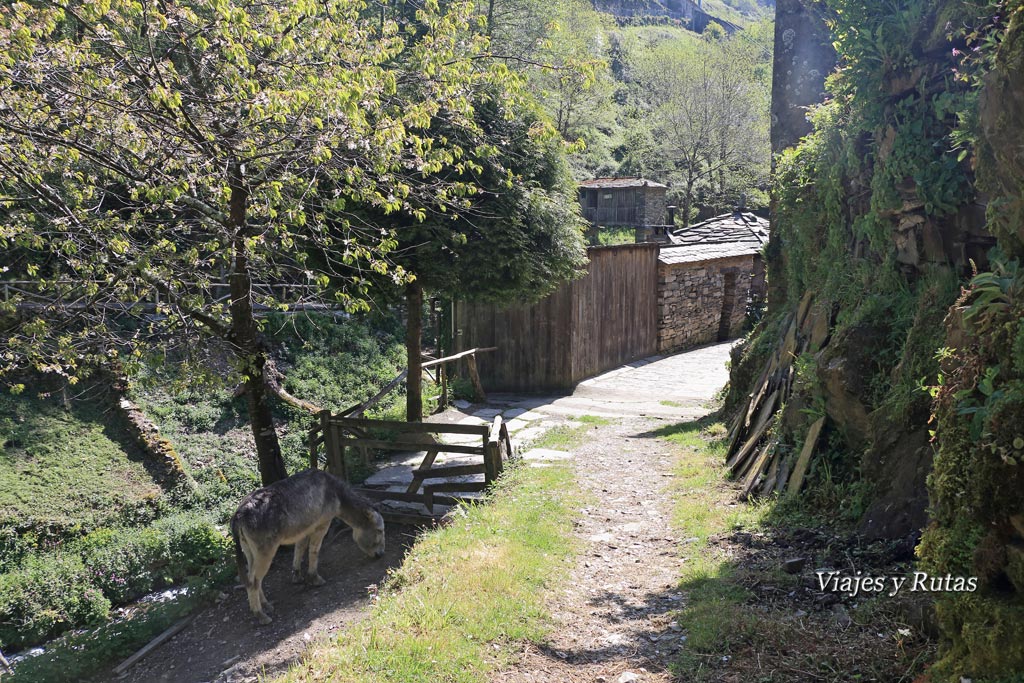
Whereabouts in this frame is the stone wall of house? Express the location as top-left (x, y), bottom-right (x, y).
top-left (657, 255), bottom-right (752, 353)
top-left (638, 186), bottom-right (667, 226)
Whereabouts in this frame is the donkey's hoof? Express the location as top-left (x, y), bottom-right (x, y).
top-left (257, 612), bottom-right (273, 626)
top-left (291, 570), bottom-right (305, 584)
top-left (307, 574), bottom-right (326, 587)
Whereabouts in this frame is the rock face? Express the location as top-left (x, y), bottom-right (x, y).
top-left (770, 0), bottom-right (835, 153)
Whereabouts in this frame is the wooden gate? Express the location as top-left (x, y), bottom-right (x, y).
top-left (308, 412), bottom-right (512, 520)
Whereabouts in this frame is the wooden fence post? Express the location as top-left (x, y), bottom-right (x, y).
top-left (466, 354), bottom-right (487, 403)
top-left (308, 426), bottom-right (319, 470)
top-left (321, 409), bottom-right (347, 481)
top-left (484, 416), bottom-right (503, 485)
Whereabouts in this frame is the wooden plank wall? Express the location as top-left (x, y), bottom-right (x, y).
top-left (456, 244), bottom-right (659, 392)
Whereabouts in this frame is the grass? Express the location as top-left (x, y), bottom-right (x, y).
top-left (527, 415), bottom-right (612, 451)
top-left (0, 393), bottom-right (162, 526)
top-left (659, 400), bottom-right (684, 407)
top-left (657, 418), bottom-right (937, 682)
top-left (274, 462), bottom-right (579, 683)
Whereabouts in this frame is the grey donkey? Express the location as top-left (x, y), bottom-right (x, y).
top-left (230, 468), bottom-right (386, 624)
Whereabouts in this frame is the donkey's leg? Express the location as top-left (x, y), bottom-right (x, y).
top-left (247, 545), bottom-right (277, 625)
top-left (305, 522), bottom-right (331, 586)
top-left (291, 535), bottom-right (310, 583)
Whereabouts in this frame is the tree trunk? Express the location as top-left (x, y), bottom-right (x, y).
top-left (486, 0), bottom-right (495, 37)
top-left (227, 161), bottom-right (288, 485)
top-left (405, 279), bottom-right (423, 422)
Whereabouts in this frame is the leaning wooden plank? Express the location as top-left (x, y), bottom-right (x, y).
top-left (774, 452), bottom-right (794, 495)
top-left (726, 402), bottom-right (748, 455)
top-left (727, 390), bottom-right (778, 469)
top-left (730, 416), bottom-right (777, 480)
top-left (732, 420), bottom-right (774, 480)
top-left (113, 615), bottom-right (195, 675)
top-left (741, 444), bottom-right (775, 497)
top-left (331, 418), bottom-right (490, 436)
top-left (406, 448), bottom-right (441, 494)
top-left (760, 451), bottom-right (781, 496)
top-left (786, 416), bottom-right (826, 497)
top-left (0, 647), bottom-right (11, 674)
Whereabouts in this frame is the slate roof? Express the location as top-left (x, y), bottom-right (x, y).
top-left (659, 212), bottom-right (769, 265)
top-left (579, 177), bottom-right (668, 189)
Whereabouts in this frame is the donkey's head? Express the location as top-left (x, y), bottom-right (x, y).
top-left (352, 507), bottom-right (386, 559)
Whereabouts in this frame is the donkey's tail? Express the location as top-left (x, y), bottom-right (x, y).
top-left (230, 513), bottom-right (247, 586)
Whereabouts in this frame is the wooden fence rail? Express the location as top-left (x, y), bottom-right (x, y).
top-left (308, 414), bottom-right (512, 516)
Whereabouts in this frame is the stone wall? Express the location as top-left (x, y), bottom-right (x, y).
top-left (657, 255), bottom-right (752, 353)
top-left (636, 186), bottom-right (667, 226)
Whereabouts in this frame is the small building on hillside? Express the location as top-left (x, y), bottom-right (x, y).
top-left (579, 177), bottom-right (668, 227)
top-left (657, 212), bottom-right (769, 352)
top-left (578, 177), bottom-right (671, 242)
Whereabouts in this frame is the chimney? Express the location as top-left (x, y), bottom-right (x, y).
top-left (667, 205), bottom-right (677, 226)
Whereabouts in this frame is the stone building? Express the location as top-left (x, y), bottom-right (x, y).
top-left (579, 177), bottom-right (667, 226)
top-left (657, 212), bottom-right (769, 352)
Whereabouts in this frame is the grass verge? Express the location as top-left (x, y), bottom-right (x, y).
top-left (527, 415), bottom-right (612, 451)
top-left (657, 419), bottom-right (936, 682)
top-left (274, 461), bottom-right (578, 683)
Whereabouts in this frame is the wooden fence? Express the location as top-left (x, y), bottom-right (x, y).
top-left (455, 244), bottom-right (659, 392)
top-left (308, 413), bottom-right (512, 518)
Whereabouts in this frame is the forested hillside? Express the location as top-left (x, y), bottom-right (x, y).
top-left (727, 0), bottom-right (1024, 679)
top-left (483, 0), bottom-right (773, 220)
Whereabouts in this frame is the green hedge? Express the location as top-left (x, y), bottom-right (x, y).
top-left (0, 512), bottom-right (231, 651)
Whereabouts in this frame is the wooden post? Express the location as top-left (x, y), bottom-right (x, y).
top-left (484, 416), bottom-right (503, 485)
top-left (466, 353), bottom-right (487, 403)
top-left (321, 410), bottom-right (347, 481)
top-left (308, 426), bottom-right (319, 469)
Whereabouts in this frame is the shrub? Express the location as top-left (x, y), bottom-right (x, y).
top-left (0, 512), bottom-right (232, 652)
top-left (0, 554), bottom-right (110, 650)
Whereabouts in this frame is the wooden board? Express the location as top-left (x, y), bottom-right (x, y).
top-left (338, 438), bottom-right (484, 456)
top-left (728, 390), bottom-right (778, 471)
top-left (456, 244), bottom-right (660, 392)
top-left (331, 417), bottom-right (489, 436)
top-left (786, 416), bottom-right (826, 496)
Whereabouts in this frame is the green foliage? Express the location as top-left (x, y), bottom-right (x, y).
top-left (594, 226), bottom-right (636, 246)
top-left (0, 511), bottom-right (230, 651)
top-left (0, 554), bottom-right (111, 650)
top-left (267, 313), bottom-right (406, 414)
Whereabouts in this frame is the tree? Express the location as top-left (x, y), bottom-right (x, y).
top-left (624, 22), bottom-right (772, 222)
top-left (0, 0), bottom-right (514, 484)
top-left (360, 95), bottom-right (588, 420)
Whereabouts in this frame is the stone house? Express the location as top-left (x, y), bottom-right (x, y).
top-left (578, 177), bottom-right (669, 233)
top-left (657, 212), bottom-right (769, 353)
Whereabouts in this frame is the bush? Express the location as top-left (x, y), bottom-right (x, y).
top-left (0, 554), bottom-right (110, 650)
top-left (0, 512), bottom-right (231, 651)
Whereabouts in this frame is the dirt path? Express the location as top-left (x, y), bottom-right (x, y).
top-left (104, 523), bottom-right (418, 683)
top-left (492, 416), bottom-right (691, 683)
top-left (103, 342), bottom-right (735, 683)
